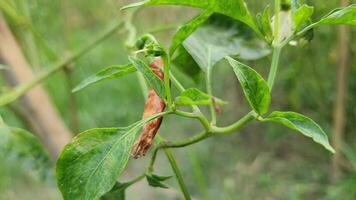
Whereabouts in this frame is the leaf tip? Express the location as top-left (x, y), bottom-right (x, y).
top-left (71, 87), bottom-right (81, 93)
top-left (121, 1), bottom-right (146, 10)
top-left (326, 145), bottom-right (336, 154)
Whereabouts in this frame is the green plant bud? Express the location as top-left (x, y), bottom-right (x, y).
top-left (135, 38), bottom-right (147, 49)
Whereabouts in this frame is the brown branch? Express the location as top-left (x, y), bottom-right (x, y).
top-left (0, 14), bottom-right (72, 158)
top-left (331, 0), bottom-right (350, 180)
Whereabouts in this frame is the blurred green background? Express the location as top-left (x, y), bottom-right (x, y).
top-left (0, 0), bottom-right (355, 199)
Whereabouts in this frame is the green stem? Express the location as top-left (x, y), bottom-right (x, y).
top-left (213, 111), bottom-right (255, 135)
top-left (147, 147), bottom-right (159, 173)
top-left (0, 20), bottom-right (124, 106)
top-left (174, 110), bottom-right (210, 131)
top-left (206, 48), bottom-right (216, 125)
top-left (169, 72), bottom-right (185, 92)
top-left (267, 47), bottom-right (281, 90)
top-left (162, 111), bottom-right (257, 148)
top-left (163, 148), bottom-right (192, 200)
top-left (126, 174), bottom-right (145, 187)
top-left (159, 131), bottom-right (210, 149)
top-left (162, 54), bottom-right (173, 109)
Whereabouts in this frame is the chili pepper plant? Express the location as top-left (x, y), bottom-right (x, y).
top-left (54, 1), bottom-right (356, 200)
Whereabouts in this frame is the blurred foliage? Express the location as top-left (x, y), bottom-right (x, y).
top-left (0, 0), bottom-right (355, 199)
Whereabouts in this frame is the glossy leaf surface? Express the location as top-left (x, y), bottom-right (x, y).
top-left (225, 56), bottom-right (270, 115)
top-left (263, 111), bottom-right (335, 153)
top-left (123, 0), bottom-right (259, 33)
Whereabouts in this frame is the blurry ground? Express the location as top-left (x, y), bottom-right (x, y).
top-left (0, 0), bottom-right (356, 199)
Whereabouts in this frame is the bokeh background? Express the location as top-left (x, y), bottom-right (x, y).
top-left (0, 0), bottom-right (355, 199)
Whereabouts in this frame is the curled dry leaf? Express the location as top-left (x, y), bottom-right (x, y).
top-left (132, 58), bottom-right (166, 158)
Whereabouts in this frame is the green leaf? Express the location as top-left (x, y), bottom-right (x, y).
top-left (56, 112), bottom-right (168, 200)
top-left (170, 10), bottom-right (213, 56)
top-left (317, 4), bottom-right (356, 26)
top-left (262, 111), bottom-right (335, 153)
top-left (172, 14), bottom-right (270, 81)
top-left (122, 0), bottom-right (260, 34)
top-left (225, 56), bottom-right (271, 115)
top-left (72, 64), bottom-right (136, 92)
top-left (102, 182), bottom-right (128, 200)
top-left (293, 4), bottom-right (314, 31)
top-left (129, 57), bottom-right (166, 99)
top-left (183, 22), bottom-right (270, 72)
top-left (174, 88), bottom-right (226, 106)
top-left (256, 5), bottom-right (273, 43)
top-left (0, 125), bottom-right (52, 179)
top-left (146, 173), bottom-right (172, 188)
top-left (56, 127), bottom-right (137, 200)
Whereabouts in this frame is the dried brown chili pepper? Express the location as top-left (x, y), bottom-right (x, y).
top-left (132, 57), bottom-right (165, 158)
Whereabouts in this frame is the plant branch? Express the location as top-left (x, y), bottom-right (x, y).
top-left (174, 110), bottom-right (210, 131)
top-left (212, 111), bottom-right (255, 135)
top-left (126, 174), bottom-right (146, 187)
top-left (147, 146), bottom-right (159, 173)
top-left (162, 54), bottom-right (173, 109)
top-left (158, 131), bottom-right (210, 149)
top-left (267, 46), bottom-right (282, 90)
top-left (163, 148), bottom-right (192, 200)
top-left (169, 72), bottom-right (185, 92)
top-left (156, 111), bottom-right (257, 149)
top-left (0, 19), bottom-right (124, 106)
top-left (206, 48), bottom-right (216, 125)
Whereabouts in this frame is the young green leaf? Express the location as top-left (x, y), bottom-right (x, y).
top-left (146, 173), bottom-right (172, 188)
top-left (169, 10), bottom-right (213, 56)
top-left (56, 112), bottom-right (168, 200)
top-left (122, 0), bottom-right (260, 34)
top-left (256, 5), bottom-right (273, 43)
top-left (129, 57), bottom-right (166, 99)
top-left (72, 64), bottom-right (136, 93)
top-left (293, 4), bottom-right (314, 31)
top-left (262, 111), bottom-right (335, 153)
top-left (225, 56), bottom-right (271, 115)
top-left (317, 4), bottom-right (356, 26)
top-left (174, 88), bottom-right (226, 106)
